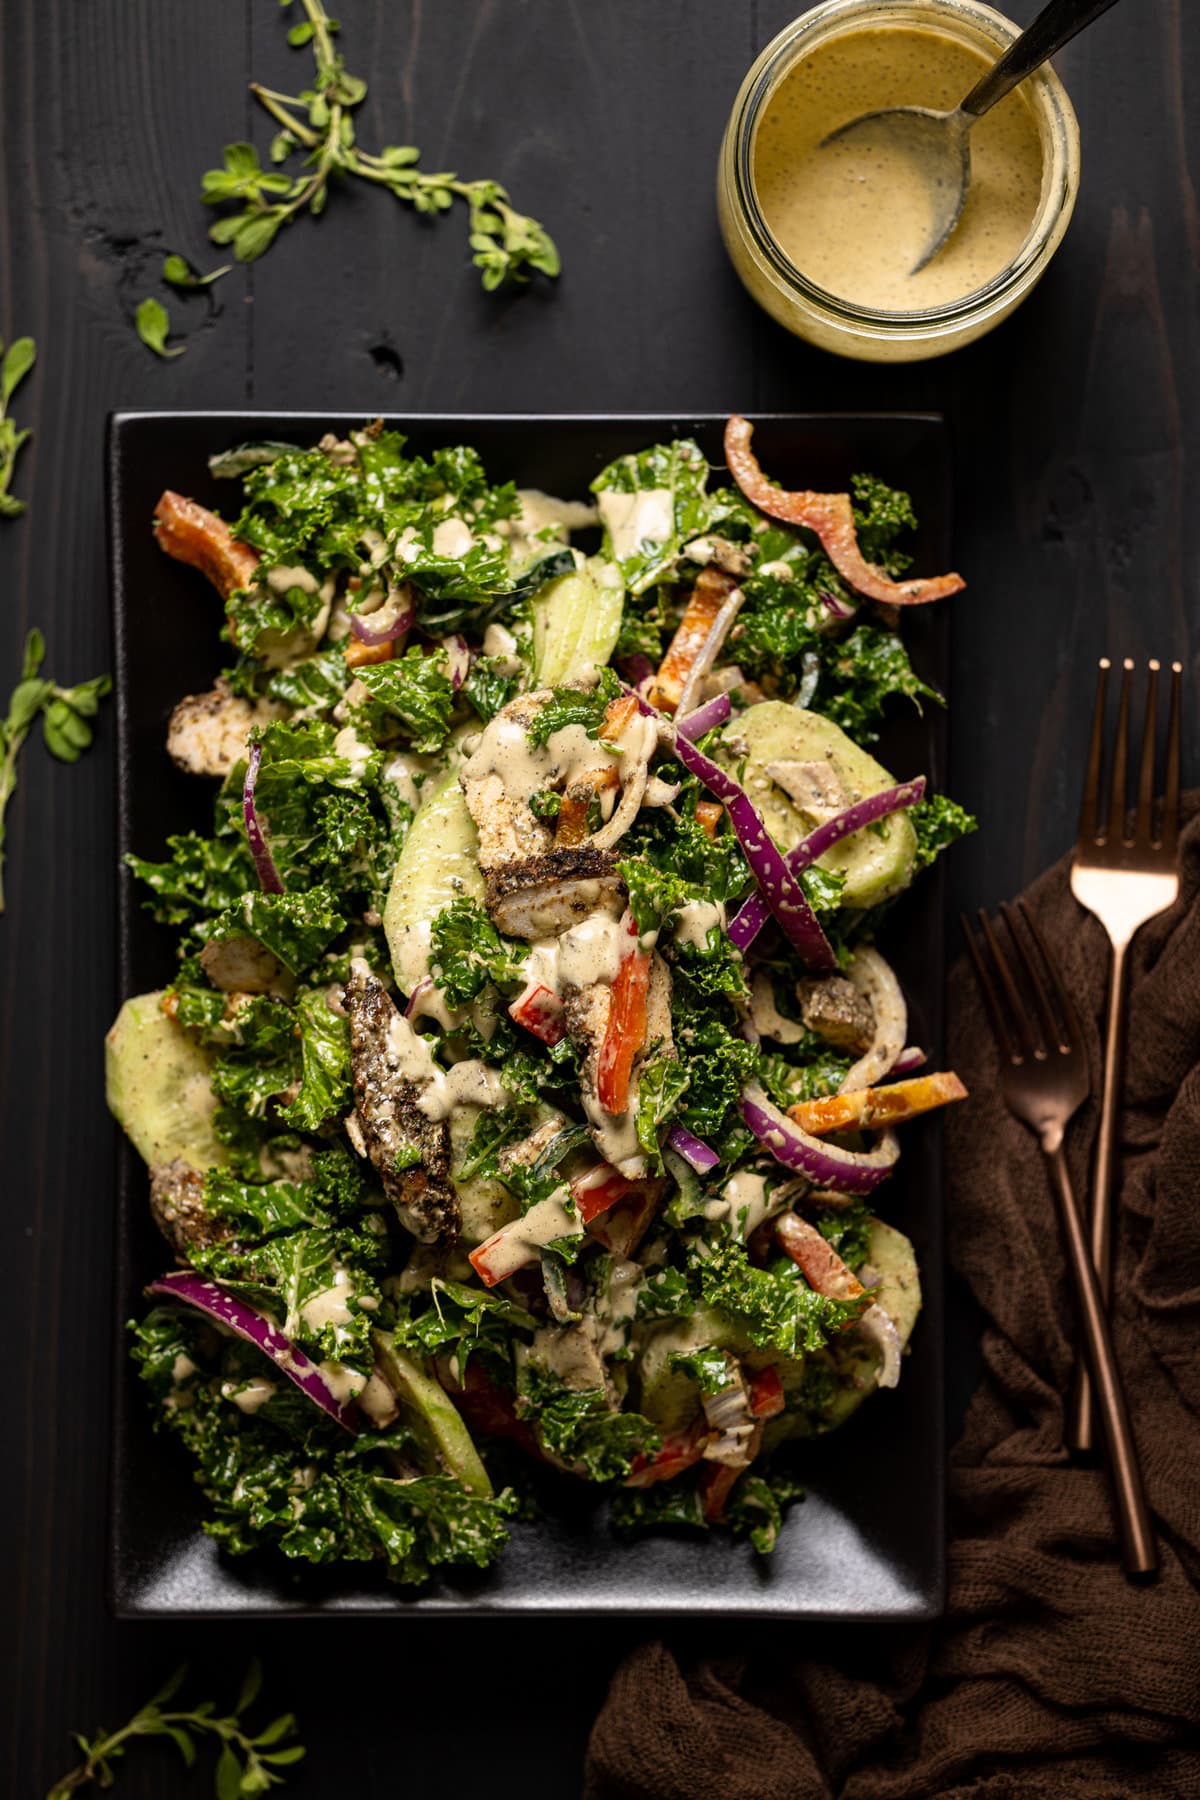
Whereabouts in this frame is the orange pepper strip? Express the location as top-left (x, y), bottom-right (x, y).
top-left (786, 1071), bottom-right (967, 1138)
top-left (153, 490), bottom-right (260, 602)
top-left (596, 923), bottom-right (651, 1115)
top-left (555, 767), bottom-right (619, 847)
top-left (599, 693), bottom-right (639, 742)
top-left (647, 565), bottom-right (740, 713)
top-left (344, 636), bottom-right (396, 669)
top-left (723, 415), bottom-right (965, 606)
top-left (695, 801), bottom-right (724, 840)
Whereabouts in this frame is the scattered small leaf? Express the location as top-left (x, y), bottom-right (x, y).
top-left (162, 253), bottom-right (231, 289)
top-left (135, 297), bottom-right (185, 358)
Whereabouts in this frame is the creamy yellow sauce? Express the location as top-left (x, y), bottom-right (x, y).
top-left (753, 25), bottom-right (1045, 312)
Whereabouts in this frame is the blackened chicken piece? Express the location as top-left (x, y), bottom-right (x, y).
top-left (344, 960), bottom-right (460, 1246)
top-left (149, 1159), bottom-right (232, 1262)
top-left (485, 847), bottom-right (625, 942)
top-left (794, 975), bottom-right (876, 1056)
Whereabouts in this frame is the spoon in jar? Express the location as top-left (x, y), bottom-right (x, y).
top-left (821, 0), bottom-right (1122, 274)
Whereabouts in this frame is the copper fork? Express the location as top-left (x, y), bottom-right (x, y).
top-left (962, 901), bottom-right (1157, 1578)
top-left (1068, 658), bottom-right (1182, 1453)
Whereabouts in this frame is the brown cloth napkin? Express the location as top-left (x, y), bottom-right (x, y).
top-left (586, 801), bottom-right (1200, 1800)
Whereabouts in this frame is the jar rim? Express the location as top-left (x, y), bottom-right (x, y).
top-left (729, 0), bottom-right (1080, 335)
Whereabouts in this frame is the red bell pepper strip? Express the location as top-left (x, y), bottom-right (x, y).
top-left (774, 1211), bottom-right (865, 1312)
top-left (508, 981), bottom-right (566, 1047)
top-left (596, 919), bottom-right (650, 1115)
top-left (570, 1163), bottom-right (638, 1223)
top-left (747, 1366), bottom-right (785, 1421)
top-left (724, 416), bottom-right (965, 606)
top-left (153, 490), bottom-right (260, 601)
top-left (624, 1425), bottom-right (709, 1489)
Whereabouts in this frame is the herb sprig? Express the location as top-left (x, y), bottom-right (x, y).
top-left (0, 629), bottom-right (110, 912)
top-left (46, 1661), bottom-right (304, 1799)
top-left (0, 331), bottom-right (36, 517)
top-left (202, 0), bottom-right (559, 291)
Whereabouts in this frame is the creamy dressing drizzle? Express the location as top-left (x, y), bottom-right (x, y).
top-left (382, 1009), bottom-right (509, 1123)
top-left (673, 899), bottom-right (726, 950)
top-left (226, 1377), bottom-right (277, 1414)
top-left (463, 715), bottom-right (615, 803)
top-left (300, 1267), bottom-right (356, 1333)
top-left (317, 1360), bottom-right (365, 1405)
top-left (596, 487), bottom-right (674, 563)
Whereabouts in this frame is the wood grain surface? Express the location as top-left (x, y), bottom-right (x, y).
top-left (1, 2), bottom-right (1195, 1795)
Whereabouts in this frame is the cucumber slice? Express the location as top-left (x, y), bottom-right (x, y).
top-left (763, 1216), bottom-right (922, 1448)
top-left (531, 555), bottom-right (624, 687)
top-left (447, 1103), bottom-right (522, 1248)
top-left (718, 701), bottom-right (917, 908)
top-left (635, 1306), bottom-right (748, 1434)
top-left (105, 992), bottom-right (228, 1172)
top-left (373, 1332), bottom-right (493, 1496)
top-left (383, 773), bottom-right (484, 995)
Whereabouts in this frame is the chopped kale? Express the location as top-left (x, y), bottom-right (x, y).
top-left (428, 897), bottom-right (526, 1007)
top-left (516, 1361), bottom-right (660, 1482)
top-left (910, 793), bottom-right (978, 872)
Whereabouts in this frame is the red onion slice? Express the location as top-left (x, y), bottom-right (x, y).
top-left (350, 581), bottom-right (415, 646)
top-left (673, 734), bottom-right (837, 973)
top-left (676, 692), bottom-right (732, 742)
top-left (242, 741), bottom-right (285, 895)
top-left (738, 1082), bottom-right (899, 1194)
top-left (889, 1046), bottom-right (927, 1077)
top-left (666, 1123), bottom-right (720, 1173)
top-left (146, 1271), bottom-right (359, 1430)
top-left (729, 777), bottom-right (926, 952)
top-left (442, 635), bottom-right (470, 691)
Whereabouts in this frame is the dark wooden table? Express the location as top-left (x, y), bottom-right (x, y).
top-left (2, 3), bottom-right (1195, 1795)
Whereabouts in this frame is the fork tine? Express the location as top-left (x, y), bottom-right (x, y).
top-left (1106, 658), bottom-right (1134, 845)
top-left (1134, 660), bottom-right (1159, 846)
top-left (961, 913), bottom-right (1016, 1063)
top-left (1014, 899), bottom-right (1079, 1050)
top-left (978, 909), bottom-right (1039, 1060)
top-left (1078, 658), bottom-right (1110, 846)
top-left (1000, 902), bottom-right (1059, 1052)
top-left (1162, 660), bottom-right (1182, 850)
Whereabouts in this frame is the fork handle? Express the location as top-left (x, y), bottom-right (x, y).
top-left (1046, 1141), bottom-right (1157, 1576)
top-left (1068, 938), bottom-right (1132, 1452)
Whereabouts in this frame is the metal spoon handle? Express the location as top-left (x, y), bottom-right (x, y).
top-left (960, 0), bottom-right (1122, 119)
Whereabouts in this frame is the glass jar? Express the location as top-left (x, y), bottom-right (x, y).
top-left (717, 0), bottom-right (1081, 363)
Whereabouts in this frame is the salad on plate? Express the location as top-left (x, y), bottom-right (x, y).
top-left (107, 415), bottom-right (973, 1584)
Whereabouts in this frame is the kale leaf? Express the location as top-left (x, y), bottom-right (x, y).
top-left (429, 897), bottom-right (526, 1007)
top-left (516, 1361), bottom-right (660, 1481)
top-left (910, 793), bottom-right (978, 872)
top-left (353, 646), bottom-right (456, 754)
top-left (815, 624), bottom-right (941, 746)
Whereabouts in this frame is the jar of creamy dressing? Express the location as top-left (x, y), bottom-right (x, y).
top-left (717, 0), bottom-right (1081, 362)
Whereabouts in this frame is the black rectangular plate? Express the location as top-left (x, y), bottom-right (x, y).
top-left (108, 411), bottom-right (949, 1618)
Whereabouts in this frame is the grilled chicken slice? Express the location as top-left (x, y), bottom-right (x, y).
top-left (344, 960), bottom-right (460, 1246)
top-left (794, 974), bottom-right (876, 1055)
top-left (199, 935), bottom-right (289, 996)
top-left (461, 688), bottom-right (659, 938)
top-left (149, 1159), bottom-right (232, 1261)
top-left (486, 847), bottom-right (625, 941)
top-left (166, 681), bottom-right (283, 779)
